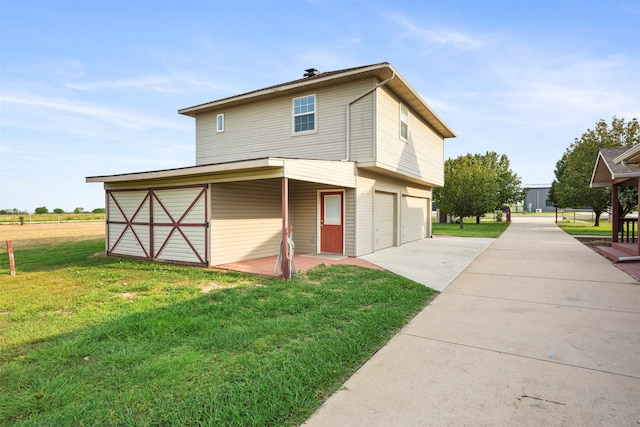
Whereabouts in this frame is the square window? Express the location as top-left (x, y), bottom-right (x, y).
top-left (293, 94), bottom-right (316, 134)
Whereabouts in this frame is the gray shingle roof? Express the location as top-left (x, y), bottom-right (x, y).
top-left (591, 147), bottom-right (640, 187)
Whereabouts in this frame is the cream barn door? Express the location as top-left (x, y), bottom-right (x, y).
top-left (106, 185), bottom-right (209, 266)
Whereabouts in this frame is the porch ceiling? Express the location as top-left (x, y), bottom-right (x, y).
top-left (86, 157), bottom-right (357, 188)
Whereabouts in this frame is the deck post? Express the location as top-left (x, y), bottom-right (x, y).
top-left (612, 183), bottom-right (619, 243)
top-left (281, 177), bottom-right (290, 280)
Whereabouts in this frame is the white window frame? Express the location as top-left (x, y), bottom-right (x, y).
top-left (400, 104), bottom-right (409, 141)
top-left (217, 113), bottom-right (224, 133)
top-left (292, 94), bottom-right (317, 135)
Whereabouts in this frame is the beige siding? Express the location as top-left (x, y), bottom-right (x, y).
top-left (289, 181), bottom-right (320, 255)
top-left (375, 86), bottom-right (445, 186)
top-left (210, 180), bottom-right (282, 265)
top-left (288, 181), bottom-right (355, 257)
top-left (284, 159), bottom-right (357, 188)
top-left (348, 91), bottom-right (375, 162)
top-left (344, 188), bottom-right (355, 256)
top-left (195, 79), bottom-right (377, 165)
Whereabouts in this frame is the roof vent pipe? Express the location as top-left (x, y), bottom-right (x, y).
top-left (304, 68), bottom-right (318, 78)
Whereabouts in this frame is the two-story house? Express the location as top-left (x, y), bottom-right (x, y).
top-left (87, 62), bottom-right (456, 274)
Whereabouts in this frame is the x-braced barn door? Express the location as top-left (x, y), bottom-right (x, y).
top-left (106, 185), bottom-right (209, 266)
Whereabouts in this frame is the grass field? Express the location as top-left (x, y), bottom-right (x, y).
top-left (431, 219), bottom-right (510, 238)
top-left (0, 223), bottom-right (435, 426)
top-left (0, 213), bottom-right (105, 224)
top-left (0, 222), bottom-right (105, 252)
top-left (556, 218), bottom-right (612, 236)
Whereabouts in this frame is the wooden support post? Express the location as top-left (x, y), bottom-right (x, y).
top-left (637, 178), bottom-right (639, 254)
top-left (281, 177), bottom-right (290, 280)
top-left (6, 241), bottom-right (16, 276)
top-left (612, 183), bottom-right (619, 243)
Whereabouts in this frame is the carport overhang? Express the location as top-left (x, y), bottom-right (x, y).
top-left (86, 157), bottom-right (357, 189)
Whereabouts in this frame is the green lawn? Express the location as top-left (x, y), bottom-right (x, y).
top-left (556, 218), bottom-right (612, 236)
top-left (432, 220), bottom-right (510, 238)
top-left (0, 240), bottom-right (435, 426)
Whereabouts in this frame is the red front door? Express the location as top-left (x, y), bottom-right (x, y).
top-left (320, 191), bottom-right (344, 253)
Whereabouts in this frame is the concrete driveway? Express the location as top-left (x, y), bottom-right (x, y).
top-left (304, 216), bottom-right (640, 426)
top-left (361, 235), bottom-right (494, 292)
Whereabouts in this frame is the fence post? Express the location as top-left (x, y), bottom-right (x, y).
top-left (6, 241), bottom-right (16, 276)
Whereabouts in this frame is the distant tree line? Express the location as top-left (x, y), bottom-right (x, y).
top-left (0, 207), bottom-right (106, 214)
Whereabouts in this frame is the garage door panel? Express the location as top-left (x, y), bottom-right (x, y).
top-left (375, 192), bottom-right (395, 250)
top-left (401, 196), bottom-right (427, 244)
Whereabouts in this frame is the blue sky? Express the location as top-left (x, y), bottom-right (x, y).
top-left (1, 0), bottom-right (638, 212)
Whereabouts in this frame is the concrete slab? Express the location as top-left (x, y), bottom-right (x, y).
top-left (465, 247), bottom-right (633, 282)
top-left (303, 336), bottom-right (640, 427)
top-left (447, 272), bottom-right (640, 313)
top-left (405, 293), bottom-right (640, 378)
top-left (304, 217), bottom-right (640, 426)
top-left (361, 236), bottom-right (494, 291)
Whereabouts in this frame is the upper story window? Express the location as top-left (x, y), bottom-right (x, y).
top-left (216, 113), bottom-right (224, 132)
top-left (400, 104), bottom-right (409, 140)
top-left (293, 94), bottom-right (316, 134)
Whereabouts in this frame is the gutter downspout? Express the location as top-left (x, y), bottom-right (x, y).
top-left (344, 71), bottom-right (395, 161)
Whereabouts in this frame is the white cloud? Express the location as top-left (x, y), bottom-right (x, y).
top-left (64, 76), bottom-right (180, 94)
top-left (384, 12), bottom-right (483, 53)
top-left (0, 92), bottom-right (190, 131)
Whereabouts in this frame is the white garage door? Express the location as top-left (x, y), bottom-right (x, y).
top-left (401, 196), bottom-right (428, 244)
top-left (374, 191), bottom-right (395, 250)
top-left (106, 185), bottom-right (209, 266)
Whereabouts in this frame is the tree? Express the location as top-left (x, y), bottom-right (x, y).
top-left (619, 187), bottom-right (638, 217)
top-left (433, 154), bottom-right (499, 229)
top-left (74, 207), bottom-right (85, 214)
top-left (53, 208), bottom-right (65, 214)
top-left (551, 117), bottom-right (639, 226)
top-left (34, 206), bottom-right (49, 214)
top-left (92, 208), bottom-right (106, 213)
top-left (472, 152), bottom-right (525, 223)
